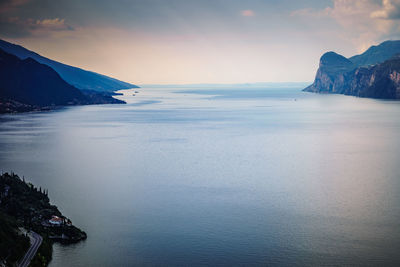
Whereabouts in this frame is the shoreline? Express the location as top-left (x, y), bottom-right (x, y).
top-left (0, 172), bottom-right (86, 266)
top-left (0, 92), bottom-right (126, 114)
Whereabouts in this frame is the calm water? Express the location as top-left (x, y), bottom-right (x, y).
top-left (1, 85), bottom-right (400, 266)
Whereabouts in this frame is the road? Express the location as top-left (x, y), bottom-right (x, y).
top-left (18, 231), bottom-right (43, 267)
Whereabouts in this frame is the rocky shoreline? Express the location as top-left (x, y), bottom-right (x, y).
top-left (0, 172), bottom-right (86, 266)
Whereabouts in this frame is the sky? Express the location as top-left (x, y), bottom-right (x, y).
top-left (1, 0), bottom-right (400, 84)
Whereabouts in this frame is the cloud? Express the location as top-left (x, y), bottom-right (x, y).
top-left (0, 16), bottom-right (74, 38)
top-left (241, 9), bottom-right (255, 17)
top-left (371, 0), bottom-right (400, 19)
top-left (0, 0), bottom-right (73, 38)
top-left (35, 18), bottom-right (74, 31)
top-left (292, 0), bottom-right (380, 22)
top-left (0, 0), bottom-right (30, 13)
top-left (290, 8), bottom-right (328, 18)
top-left (291, 0), bottom-right (400, 52)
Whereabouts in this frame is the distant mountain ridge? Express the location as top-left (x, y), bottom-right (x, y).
top-left (349, 41), bottom-right (400, 67)
top-left (304, 40), bottom-right (400, 99)
top-left (0, 39), bottom-right (138, 92)
top-left (0, 48), bottom-right (124, 113)
top-left (0, 49), bottom-right (86, 106)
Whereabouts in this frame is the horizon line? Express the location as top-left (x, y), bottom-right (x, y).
top-left (138, 81), bottom-right (311, 87)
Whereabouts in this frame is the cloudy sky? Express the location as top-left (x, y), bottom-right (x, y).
top-left (1, 0), bottom-right (400, 84)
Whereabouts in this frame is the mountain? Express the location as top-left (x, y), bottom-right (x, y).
top-left (0, 48), bottom-right (124, 113)
top-left (347, 55), bottom-right (400, 99)
top-left (319, 51), bottom-right (355, 76)
top-left (305, 40), bottom-right (400, 99)
top-left (349, 40), bottom-right (400, 67)
top-left (0, 49), bottom-right (87, 106)
top-left (0, 39), bottom-right (138, 92)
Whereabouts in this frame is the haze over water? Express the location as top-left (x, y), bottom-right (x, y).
top-left (1, 85), bottom-right (400, 266)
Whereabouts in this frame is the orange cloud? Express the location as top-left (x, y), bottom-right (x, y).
top-left (241, 10), bottom-right (255, 17)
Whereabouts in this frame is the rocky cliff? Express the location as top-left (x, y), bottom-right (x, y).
top-left (305, 40), bottom-right (400, 99)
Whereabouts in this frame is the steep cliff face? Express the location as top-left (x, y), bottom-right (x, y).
top-left (304, 52), bottom-right (354, 94)
top-left (305, 40), bottom-right (400, 99)
top-left (349, 56), bottom-right (400, 99)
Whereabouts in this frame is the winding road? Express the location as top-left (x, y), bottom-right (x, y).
top-left (18, 231), bottom-right (43, 267)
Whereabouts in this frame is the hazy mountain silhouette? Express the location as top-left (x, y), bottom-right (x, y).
top-left (0, 39), bottom-right (138, 92)
top-left (0, 48), bottom-right (124, 113)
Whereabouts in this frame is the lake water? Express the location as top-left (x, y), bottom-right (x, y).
top-left (1, 85), bottom-right (400, 266)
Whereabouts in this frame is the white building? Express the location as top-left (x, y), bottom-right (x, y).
top-left (49, 215), bottom-right (63, 225)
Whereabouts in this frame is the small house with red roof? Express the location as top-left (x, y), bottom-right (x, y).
top-left (49, 215), bottom-right (63, 226)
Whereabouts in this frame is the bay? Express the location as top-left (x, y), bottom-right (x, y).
top-left (1, 85), bottom-right (400, 266)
